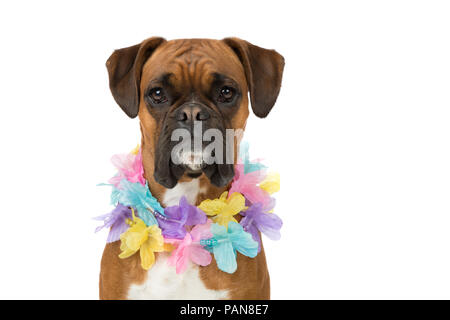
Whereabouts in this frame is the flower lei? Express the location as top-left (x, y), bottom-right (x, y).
top-left (94, 142), bottom-right (282, 274)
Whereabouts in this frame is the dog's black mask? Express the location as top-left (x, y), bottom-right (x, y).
top-left (153, 100), bottom-right (235, 189)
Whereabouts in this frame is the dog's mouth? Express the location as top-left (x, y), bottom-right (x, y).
top-left (175, 150), bottom-right (206, 178)
top-left (154, 137), bottom-right (235, 189)
top-left (174, 150), bottom-right (207, 171)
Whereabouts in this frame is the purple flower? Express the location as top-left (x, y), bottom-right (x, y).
top-left (157, 196), bottom-right (207, 239)
top-left (240, 199), bottom-right (282, 252)
top-left (94, 204), bottom-right (132, 243)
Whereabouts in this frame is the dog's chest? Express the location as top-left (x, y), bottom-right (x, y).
top-left (127, 253), bottom-right (228, 299)
top-left (126, 179), bottom-right (228, 299)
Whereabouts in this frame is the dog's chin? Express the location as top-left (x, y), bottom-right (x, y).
top-left (185, 166), bottom-right (204, 179)
top-left (154, 160), bottom-right (234, 189)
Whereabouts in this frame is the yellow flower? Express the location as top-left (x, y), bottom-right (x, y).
top-left (198, 191), bottom-right (246, 227)
top-left (260, 172), bottom-right (280, 195)
top-left (119, 217), bottom-right (165, 270)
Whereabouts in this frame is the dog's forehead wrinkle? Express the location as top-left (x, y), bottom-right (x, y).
top-left (171, 52), bottom-right (215, 88)
top-left (174, 45), bottom-right (193, 58)
top-left (144, 39), bottom-right (245, 96)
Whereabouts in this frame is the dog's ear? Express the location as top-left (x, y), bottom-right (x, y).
top-left (106, 37), bottom-right (166, 118)
top-left (223, 38), bottom-right (285, 118)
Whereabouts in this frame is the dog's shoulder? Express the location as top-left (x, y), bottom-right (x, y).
top-left (99, 241), bottom-right (147, 299)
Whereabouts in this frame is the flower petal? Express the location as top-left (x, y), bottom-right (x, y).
top-left (190, 245), bottom-right (212, 267)
top-left (259, 172), bottom-right (280, 195)
top-left (213, 241), bottom-right (237, 274)
top-left (223, 192), bottom-right (246, 216)
top-left (190, 219), bottom-right (213, 242)
top-left (140, 239), bottom-right (156, 270)
top-left (147, 225), bottom-right (165, 252)
top-left (228, 222), bottom-right (258, 258)
top-left (198, 197), bottom-right (227, 216)
top-left (256, 213), bottom-right (283, 241)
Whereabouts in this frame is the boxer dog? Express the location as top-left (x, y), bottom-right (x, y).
top-left (99, 37), bottom-right (284, 299)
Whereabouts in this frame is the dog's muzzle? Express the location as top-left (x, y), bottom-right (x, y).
top-left (153, 102), bottom-right (235, 188)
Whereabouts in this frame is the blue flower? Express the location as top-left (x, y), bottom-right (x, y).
top-left (111, 179), bottom-right (164, 226)
top-left (208, 221), bottom-right (258, 273)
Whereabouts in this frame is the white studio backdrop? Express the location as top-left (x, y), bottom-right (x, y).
top-left (0, 0), bottom-right (449, 299)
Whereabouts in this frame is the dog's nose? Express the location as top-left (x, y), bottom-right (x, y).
top-left (176, 104), bottom-right (210, 123)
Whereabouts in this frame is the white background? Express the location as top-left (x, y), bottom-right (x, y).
top-left (0, 0), bottom-right (449, 299)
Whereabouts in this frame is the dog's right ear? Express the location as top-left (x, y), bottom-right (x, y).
top-left (106, 37), bottom-right (166, 118)
top-left (223, 38), bottom-right (285, 118)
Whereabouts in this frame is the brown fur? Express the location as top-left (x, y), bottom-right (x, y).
top-left (100, 38), bottom-right (283, 300)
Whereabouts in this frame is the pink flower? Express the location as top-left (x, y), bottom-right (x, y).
top-left (165, 220), bottom-right (213, 274)
top-left (109, 148), bottom-right (145, 187)
top-left (229, 164), bottom-right (271, 208)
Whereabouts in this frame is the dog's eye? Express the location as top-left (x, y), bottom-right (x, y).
top-left (148, 87), bottom-right (167, 104)
top-left (218, 86), bottom-right (235, 103)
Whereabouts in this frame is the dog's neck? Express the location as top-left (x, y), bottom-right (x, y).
top-left (140, 143), bottom-right (230, 207)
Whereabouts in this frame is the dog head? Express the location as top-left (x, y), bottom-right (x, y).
top-left (106, 37), bottom-right (284, 189)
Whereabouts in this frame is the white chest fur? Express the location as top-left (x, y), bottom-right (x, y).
top-left (162, 179), bottom-right (205, 207)
top-left (127, 253), bottom-right (228, 300)
top-left (127, 179), bottom-right (228, 300)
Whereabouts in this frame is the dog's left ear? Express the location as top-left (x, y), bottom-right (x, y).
top-left (106, 37), bottom-right (166, 118)
top-left (223, 38), bottom-right (285, 118)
